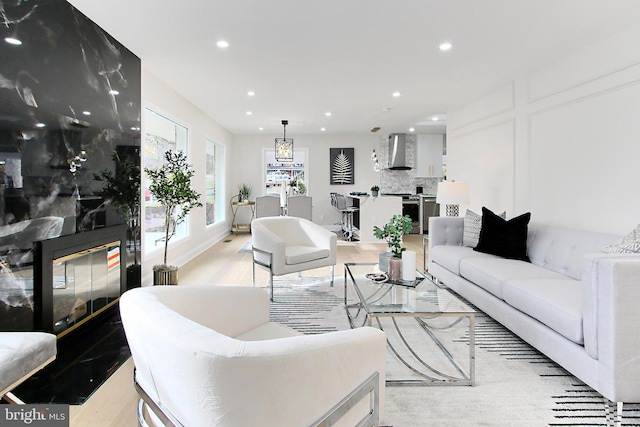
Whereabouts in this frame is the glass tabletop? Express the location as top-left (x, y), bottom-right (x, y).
top-left (344, 262), bottom-right (475, 315)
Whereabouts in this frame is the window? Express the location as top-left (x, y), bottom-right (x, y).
top-left (205, 139), bottom-right (225, 225)
top-left (143, 108), bottom-right (189, 253)
top-left (263, 148), bottom-right (308, 196)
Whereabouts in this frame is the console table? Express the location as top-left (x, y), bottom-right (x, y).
top-left (230, 198), bottom-right (255, 233)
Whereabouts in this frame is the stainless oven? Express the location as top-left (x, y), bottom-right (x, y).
top-left (402, 196), bottom-right (421, 234)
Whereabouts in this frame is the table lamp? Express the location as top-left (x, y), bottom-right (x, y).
top-left (436, 181), bottom-right (469, 216)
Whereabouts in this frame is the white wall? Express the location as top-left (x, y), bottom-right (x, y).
top-left (141, 67), bottom-right (233, 284)
top-left (232, 133), bottom-right (383, 227)
top-left (446, 21), bottom-right (640, 235)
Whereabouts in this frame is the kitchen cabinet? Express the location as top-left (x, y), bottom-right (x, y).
top-left (414, 134), bottom-right (444, 177)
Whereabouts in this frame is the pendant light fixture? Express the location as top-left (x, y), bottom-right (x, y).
top-left (275, 119), bottom-right (293, 161)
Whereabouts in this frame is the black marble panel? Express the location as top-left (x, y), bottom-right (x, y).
top-left (9, 304), bottom-right (131, 404)
top-left (0, 0), bottom-right (141, 331)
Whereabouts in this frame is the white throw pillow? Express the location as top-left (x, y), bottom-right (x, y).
top-left (603, 224), bottom-right (640, 253)
top-left (463, 209), bottom-right (505, 248)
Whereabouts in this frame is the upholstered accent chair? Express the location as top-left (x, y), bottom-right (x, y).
top-left (251, 216), bottom-right (337, 301)
top-left (120, 285), bottom-right (386, 427)
top-left (255, 195), bottom-right (282, 218)
top-left (0, 332), bottom-right (56, 404)
top-left (286, 195), bottom-right (312, 221)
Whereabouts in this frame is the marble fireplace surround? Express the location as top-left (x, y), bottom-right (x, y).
top-left (0, 0), bottom-right (141, 332)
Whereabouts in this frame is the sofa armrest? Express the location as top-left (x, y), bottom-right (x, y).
top-left (251, 222), bottom-right (286, 268)
top-left (301, 221), bottom-right (337, 262)
top-left (428, 217), bottom-right (464, 266)
top-left (582, 254), bottom-right (640, 401)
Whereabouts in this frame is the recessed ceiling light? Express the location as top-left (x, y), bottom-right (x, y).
top-left (432, 116), bottom-right (439, 121)
top-left (392, 91), bottom-right (401, 97)
top-left (325, 112), bottom-right (332, 117)
top-left (82, 111), bottom-right (91, 116)
top-left (258, 127), bottom-right (264, 131)
top-left (109, 90), bottom-right (119, 95)
top-left (216, 40), bottom-right (229, 48)
top-left (4, 37), bottom-right (22, 46)
top-left (35, 123), bottom-right (46, 128)
top-left (247, 91), bottom-right (255, 96)
top-left (439, 42), bottom-right (453, 51)
top-left (408, 128), bottom-right (415, 132)
top-left (320, 127), bottom-right (326, 132)
top-left (246, 111), bottom-right (252, 115)
top-left (382, 107), bottom-right (391, 112)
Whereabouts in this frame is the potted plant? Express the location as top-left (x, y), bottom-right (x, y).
top-left (370, 185), bottom-right (379, 196)
top-left (145, 150), bottom-right (202, 285)
top-left (373, 214), bottom-right (412, 278)
top-left (238, 183), bottom-right (252, 202)
top-left (93, 150), bottom-right (141, 289)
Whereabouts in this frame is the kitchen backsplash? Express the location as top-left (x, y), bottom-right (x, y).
top-left (376, 135), bottom-right (441, 195)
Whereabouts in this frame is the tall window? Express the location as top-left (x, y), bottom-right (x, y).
top-left (143, 108), bottom-right (189, 253)
top-left (205, 139), bottom-right (225, 225)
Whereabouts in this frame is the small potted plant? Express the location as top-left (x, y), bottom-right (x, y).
top-left (373, 214), bottom-right (412, 279)
top-left (238, 183), bottom-right (252, 202)
top-left (93, 151), bottom-right (141, 289)
top-left (145, 150), bottom-right (202, 285)
top-left (370, 185), bottom-right (379, 196)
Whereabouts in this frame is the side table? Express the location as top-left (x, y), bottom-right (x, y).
top-left (230, 197), bottom-right (255, 233)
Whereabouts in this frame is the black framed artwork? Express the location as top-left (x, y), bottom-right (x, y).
top-left (330, 148), bottom-right (354, 185)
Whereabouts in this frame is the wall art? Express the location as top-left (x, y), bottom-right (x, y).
top-left (330, 148), bottom-right (354, 185)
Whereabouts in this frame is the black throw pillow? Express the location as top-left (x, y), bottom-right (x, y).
top-left (474, 207), bottom-right (531, 262)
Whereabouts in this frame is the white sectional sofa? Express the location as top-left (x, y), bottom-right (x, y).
top-left (428, 216), bottom-right (640, 407)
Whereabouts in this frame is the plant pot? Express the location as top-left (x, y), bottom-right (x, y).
top-left (388, 257), bottom-right (402, 281)
top-left (379, 252), bottom-right (392, 272)
top-left (371, 190), bottom-right (379, 197)
top-left (153, 264), bottom-right (179, 286)
top-left (126, 264), bottom-right (142, 290)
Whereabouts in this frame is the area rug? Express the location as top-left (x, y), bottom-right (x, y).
top-left (271, 275), bottom-right (640, 427)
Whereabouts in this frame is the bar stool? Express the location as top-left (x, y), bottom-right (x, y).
top-left (330, 192), bottom-right (358, 241)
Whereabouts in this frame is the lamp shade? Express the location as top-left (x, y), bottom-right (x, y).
top-left (436, 181), bottom-right (470, 205)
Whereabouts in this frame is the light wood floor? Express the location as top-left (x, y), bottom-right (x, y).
top-left (68, 232), bottom-right (427, 426)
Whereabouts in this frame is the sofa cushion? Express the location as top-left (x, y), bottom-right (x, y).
top-left (429, 245), bottom-right (498, 275)
top-left (463, 209), bottom-right (505, 248)
top-left (502, 279), bottom-right (584, 345)
top-left (527, 223), bottom-right (620, 280)
top-left (234, 322), bottom-right (302, 341)
top-left (474, 207), bottom-right (531, 261)
top-left (286, 245), bottom-right (330, 265)
top-left (459, 257), bottom-right (573, 300)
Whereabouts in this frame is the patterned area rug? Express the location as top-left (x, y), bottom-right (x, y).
top-left (270, 275), bottom-right (640, 427)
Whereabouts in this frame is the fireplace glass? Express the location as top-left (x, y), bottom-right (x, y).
top-left (52, 242), bottom-right (121, 334)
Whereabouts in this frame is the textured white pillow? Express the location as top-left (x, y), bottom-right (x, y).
top-left (603, 224), bottom-right (640, 253)
top-left (463, 209), bottom-right (505, 247)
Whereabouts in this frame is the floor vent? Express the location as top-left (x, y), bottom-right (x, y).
top-left (223, 239), bottom-right (232, 243)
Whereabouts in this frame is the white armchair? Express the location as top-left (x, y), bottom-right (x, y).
top-left (119, 285), bottom-right (386, 427)
top-left (251, 216), bottom-right (337, 300)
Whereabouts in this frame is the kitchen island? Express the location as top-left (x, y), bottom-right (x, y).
top-left (347, 195), bottom-right (402, 243)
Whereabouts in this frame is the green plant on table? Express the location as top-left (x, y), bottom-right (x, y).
top-left (238, 183), bottom-right (252, 201)
top-left (373, 214), bottom-right (413, 258)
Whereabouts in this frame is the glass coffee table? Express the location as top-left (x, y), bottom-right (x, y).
top-left (344, 262), bottom-right (475, 386)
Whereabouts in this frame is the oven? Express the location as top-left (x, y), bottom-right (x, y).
top-left (402, 196), bottom-right (421, 234)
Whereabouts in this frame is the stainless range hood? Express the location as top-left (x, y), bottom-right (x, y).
top-left (387, 133), bottom-right (411, 170)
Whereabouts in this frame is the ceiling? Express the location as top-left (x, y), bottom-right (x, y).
top-left (67, 0), bottom-right (640, 137)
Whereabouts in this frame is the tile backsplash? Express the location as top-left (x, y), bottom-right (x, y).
top-left (376, 134), bottom-right (441, 195)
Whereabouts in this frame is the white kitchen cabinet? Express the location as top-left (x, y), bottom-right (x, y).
top-left (414, 134), bottom-right (444, 177)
